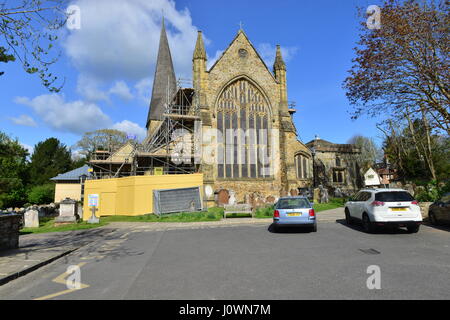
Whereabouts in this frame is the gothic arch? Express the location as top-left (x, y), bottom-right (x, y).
top-left (214, 75), bottom-right (273, 118)
top-left (215, 76), bottom-right (272, 179)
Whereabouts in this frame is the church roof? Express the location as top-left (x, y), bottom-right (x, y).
top-left (146, 17), bottom-right (177, 128)
top-left (306, 138), bottom-right (360, 153)
top-left (207, 29), bottom-right (277, 82)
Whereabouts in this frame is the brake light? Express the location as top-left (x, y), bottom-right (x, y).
top-left (274, 210), bottom-right (280, 218)
top-left (309, 209), bottom-right (315, 217)
top-left (371, 201), bottom-right (385, 206)
top-left (411, 200), bottom-right (419, 205)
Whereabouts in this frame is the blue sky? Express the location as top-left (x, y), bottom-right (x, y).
top-left (0, 0), bottom-right (385, 155)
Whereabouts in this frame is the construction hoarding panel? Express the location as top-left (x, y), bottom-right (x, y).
top-left (82, 173), bottom-right (204, 220)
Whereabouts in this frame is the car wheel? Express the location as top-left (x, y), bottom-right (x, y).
top-left (407, 225), bottom-right (420, 233)
top-left (429, 211), bottom-right (439, 225)
top-left (312, 224), bottom-right (317, 232)
top-left (272, 224), bottom-right (279, 233)
top-left (362, 213), bottom-right (374, 233)
top-left (345, 208), bottom-right (353, 225)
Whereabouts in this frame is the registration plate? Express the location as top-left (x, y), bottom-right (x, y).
top-left (390, 208), bottom-right (407, 212)
top-left (287, 213), bottom-right (302, 216)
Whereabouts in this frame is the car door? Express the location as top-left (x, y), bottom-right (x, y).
top-left (439, 193), bottom-right (450, 223)
top-left (349, 192), bottom-right (363, 220)
top-left (356, 192), bottom-right (371, 220)
top-left (346, 192), bottom-right (359, 217)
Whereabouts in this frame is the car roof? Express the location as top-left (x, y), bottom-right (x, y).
top-left (359, 188), bottom-right (407, 193)
top-left (278, 196), bottom-right (310, 200)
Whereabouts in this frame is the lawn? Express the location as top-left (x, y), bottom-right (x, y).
top-left (254, 198), bottom-right (345, 218)
top-left (20, 217), bottom-right (108, 234)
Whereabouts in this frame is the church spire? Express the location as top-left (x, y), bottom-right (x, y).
top-left (146, 16), bottom-right (177, 128)
top-left (193, 31), bottom-right (206, 60)
top-left (273, 45), bottom-right (286, 72)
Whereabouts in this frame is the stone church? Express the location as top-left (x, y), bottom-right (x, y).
top-left (145, 21), bottom-right (313, 204)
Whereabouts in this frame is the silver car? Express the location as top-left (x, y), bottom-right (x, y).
top-left (272, 196), bottom-right (317, 232)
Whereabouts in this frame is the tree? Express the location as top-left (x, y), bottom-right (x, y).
top-left (0, 131), bottom-right (29, 208)
top-left (0, 46), bottom-right (15, 75)
top-left (0, 0), bottom-right (69, 91)
top-left (347, 135), bottom-right (382, 170)
top-left (29, 137), bottom-right (72, 185)
top-left (378, 119), bottom-right (450, 182)
top-left (75, 129), bottom-right (129, 159)
top-left (343, 0), bottom-right (450, 134)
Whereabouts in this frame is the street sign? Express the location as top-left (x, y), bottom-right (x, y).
top-left (154, 167), bottom-right (164, 175)
top-left (88, 194), bottom-right (99, 207)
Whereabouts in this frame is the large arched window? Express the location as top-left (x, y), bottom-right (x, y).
top-left (216, 78), bottom-right (271, 179)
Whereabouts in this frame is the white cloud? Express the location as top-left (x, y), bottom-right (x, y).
top-left (134, 77), bottom-right (153, 104)
top-left (15, 94), bottom-right (111, 134)
top-left (109, 81), bottom-right (133, 101)
top-left (20, 143), bottom-right (34, 155)
top-left (112, 120), bottom-right (146, 141)
top-left (76, 75), bottom-right (110, 102)
top-left (63, 0), bottom-right (200, 102)
top-left (207, 50), bottom-right (223, 70)
top-left (9, 114), bottom-right (37, 127)
top-left (257, 43), bottom-right (299, 68)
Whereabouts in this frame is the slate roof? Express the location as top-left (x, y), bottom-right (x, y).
top-left (146, 17), bottom-right (177, 127)
top-left (50, 165), bottom-right (91, 181)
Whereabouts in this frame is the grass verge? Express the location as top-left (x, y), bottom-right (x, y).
top-left (20, 217), bottom-right (108, 235)
top-left (100, 207), bottom-right (225, 223)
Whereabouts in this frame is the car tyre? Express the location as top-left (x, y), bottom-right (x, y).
top-left (407, 225), bottom-right (420, 233)
top-left (429, 211), bottom-right (439, 226)
top-left (272, 224), bottom-right (279, 233)
top-left (362, 213), bottom-right (375, 233)
top-left (312, 224), bottom-right (317, 232)
top-left (345, 208), bottom-right (353, 225)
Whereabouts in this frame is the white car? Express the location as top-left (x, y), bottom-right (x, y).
top-left (344, 188), bottom-right (422, 233)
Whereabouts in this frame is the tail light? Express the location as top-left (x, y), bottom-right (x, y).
top-left (411, 200), bottom-right (419, 205)
top-left (309, 209), bottom-right (315, 217)
top-left (273, 210), bottom-right (280, 218)
top-left (371, 201), bottom-right (385, 206)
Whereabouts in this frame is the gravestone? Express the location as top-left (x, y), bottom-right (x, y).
top-left (228, 190), bottom-right (237, 205)
top-left (217, 189), bottom-right (230, 206)
top-left (24, 209), bottom-right (39, 228)
top-left (313, 188), bottom-right (321, 204)
top-left (334, 187), bottom-right (343, 198)
top-left (319, 185), bottom-right (329, 203)
top-left (55, 198), bottom-right (79, 224)
top-left (87, 206), bottom-right (99, 224)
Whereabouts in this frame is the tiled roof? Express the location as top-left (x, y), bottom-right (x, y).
top-left (50, 165), bottom-right (91, 181)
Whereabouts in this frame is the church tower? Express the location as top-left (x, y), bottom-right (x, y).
top-left (146, 17), bottom-right (177, 137)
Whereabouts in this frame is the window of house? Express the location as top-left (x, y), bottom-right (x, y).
top-left (333, 169), bottom-right (345, 183)
top-left (336, 156), bottom-right (341, 167)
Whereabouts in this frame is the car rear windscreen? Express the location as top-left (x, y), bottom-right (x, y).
top-left (375, 192), bottom-right (414, 202)
top-left (277, 198), bottom-right (310, 209)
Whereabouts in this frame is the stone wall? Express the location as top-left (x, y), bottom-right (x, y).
top-left (0, 215), bottom-right (20, 251)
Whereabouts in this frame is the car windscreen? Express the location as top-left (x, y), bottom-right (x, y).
top-left (375, 191), bottom-right (414, 202)
top-left (276, 198), bottom-right (310, 209)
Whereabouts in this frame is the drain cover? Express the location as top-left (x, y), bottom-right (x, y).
top-left (359, 248), bottom-right (381, 255)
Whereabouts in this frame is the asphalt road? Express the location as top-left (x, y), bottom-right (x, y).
top-left (1, 219), bottom-right (449, 300)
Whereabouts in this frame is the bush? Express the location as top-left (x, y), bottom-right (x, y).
top-left (416, 180), bottom-right (450, 202)
top-left (28, 184), bottom-right (55, 205)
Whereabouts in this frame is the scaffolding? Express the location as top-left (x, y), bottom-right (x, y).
top-left (89, 79), bottom-right (202, 179)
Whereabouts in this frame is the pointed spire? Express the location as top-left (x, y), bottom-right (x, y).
top-left (146, 17), bottom-right (177, 127)
top-left (193, 31), bottom-right (206, 60)
top-left (273, 45), bottom-right (286, 72)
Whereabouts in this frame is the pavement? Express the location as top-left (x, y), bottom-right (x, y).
top-left (0, 228), bottom-right (116, 286)
top-left (1, 207), bottom-right (449, 300)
